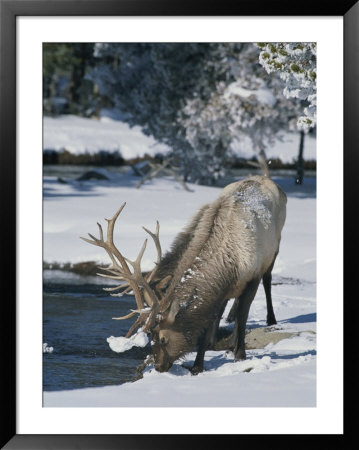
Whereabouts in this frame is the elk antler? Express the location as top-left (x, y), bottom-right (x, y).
top-left (103, 222), bottom-right (162, 305)
top-left (142, 221), bottom-right (161, 281)
top-left (80, 203), bottom-right (162, 337)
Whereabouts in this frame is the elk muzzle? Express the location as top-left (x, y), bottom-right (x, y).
top-left (154, 360), bottom-right (173, 373)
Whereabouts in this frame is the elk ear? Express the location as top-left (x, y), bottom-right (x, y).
top-left (151, 324), bottom-right (160, 333)
top-left (157, 274), bottom-right (172, 290)
top-left (166, 302), bottom-right (180, 325)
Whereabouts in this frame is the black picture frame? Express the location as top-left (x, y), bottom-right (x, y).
top-left (1, 0), bottom-right (356, 448)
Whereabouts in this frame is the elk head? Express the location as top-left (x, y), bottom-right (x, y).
top-left (150, 324), bottom-right (190, 372)
top-left (81, 203), bottom-right (185, 372)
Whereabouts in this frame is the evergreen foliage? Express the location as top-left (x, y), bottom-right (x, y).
top-left (89, 43), bottom-right (243, 184)
top-left (43, 43), bottom-right (97, 116)
top-left (178, 44), bottom-right (303, 181)
top-left (257, 43), bottom-right (317, 130)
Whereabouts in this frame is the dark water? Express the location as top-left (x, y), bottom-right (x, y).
top-left (43, 278), bottom-right (149, 391)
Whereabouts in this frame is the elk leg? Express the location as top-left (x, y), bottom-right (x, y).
top-left (191, 328), bottom-right (210, 375)
top-left (229, 254), bottom-right (278, 326)
top-left (191, 304), bottom-right (226, 375)
top-left (263, 254), bottom-right (278, 326)
top-left (208, 302), bottom-right (227, 349)
top-left (233, 278), bottom-right (261, 361)
top-left (226, 298), bottom-right (238, 323)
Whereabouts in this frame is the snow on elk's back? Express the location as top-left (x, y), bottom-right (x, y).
top-left (235, 183), bottom-right (272, 230)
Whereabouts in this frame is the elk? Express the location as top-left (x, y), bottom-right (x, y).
top-left (81, 175), bottom-right (287, 374)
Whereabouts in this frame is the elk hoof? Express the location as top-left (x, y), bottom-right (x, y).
top-left (267, 316), bottom-right (277, 326)
top-left (234, 349), bottom-right (246, 361)
top-left (190, 365), bottom-right (203, 375)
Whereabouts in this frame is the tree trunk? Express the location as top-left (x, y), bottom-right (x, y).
top-left (296, 130), bottom-right (305, 184)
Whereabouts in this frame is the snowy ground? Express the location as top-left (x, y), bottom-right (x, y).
top-left (43, 172), bottom-right (316, 407)
top-left (43, 114), bottom-right (170, 160)
top-left (43, 114), bottom-right (317, 163)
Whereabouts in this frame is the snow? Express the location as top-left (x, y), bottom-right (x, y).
top-left (43, 115), bottom-right (170, 159)
top-left (258, 43), bottom-right (317, 131)
top-left (44, 359), bottom-right (316, 407)
top-left (43, 171), bottom-right (317, 407)
top-left (107, 331), bottom-right (149, 353)
top-left (42, 343), bottom-right (54, 353)
top-left (231, 131), bottom-right (316, 162)
top-left (225, 81), bottom-right (277, 107)
top-left (43, 114), bottom-right (316, 162)
top-left (235, 183), bottom-right (272, 230)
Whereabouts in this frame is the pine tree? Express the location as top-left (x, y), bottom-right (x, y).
top-left (89, 43), bottom-right (306, 184)
top-left (178, 44), bottom-right (303, 179)
top-left (89, 43), bottom-right (246, 184)
top-left (43, 43), bottom-right (97, 116)
top-left (257, 42), bottom-right (317, 131)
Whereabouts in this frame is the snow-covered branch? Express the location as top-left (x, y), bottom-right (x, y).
top-left (257, 43), bottom-right (316, 131)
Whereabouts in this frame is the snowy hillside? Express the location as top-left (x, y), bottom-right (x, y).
top-left (43, 114), bottom-right (316, 163)
top-left (43, 173), bottom-right (317, 407)
top-left (43, 115), bottom-right (170, 159)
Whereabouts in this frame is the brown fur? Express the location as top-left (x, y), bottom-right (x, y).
top-left (151, 176), bottom-right (287, 373)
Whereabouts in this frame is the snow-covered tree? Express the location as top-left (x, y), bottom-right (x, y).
top-left (257, 42), bottom-right (317, 131)
top-left (88, 43), bottom-right (248, 184)
top-left (89, 43), bottom-right (306, 185)
top-left (179, 44), bottom-right (303, 179)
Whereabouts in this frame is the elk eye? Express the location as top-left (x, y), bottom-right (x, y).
top-left (160, 337), bottom-right (166, 345)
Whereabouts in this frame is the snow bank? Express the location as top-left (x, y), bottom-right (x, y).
top-left (43, 115), bottom-right (170, 159)
top-left (44, 358), bottom-right (316, 407)
top-left (43, 114), bottom-right (316, 162)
